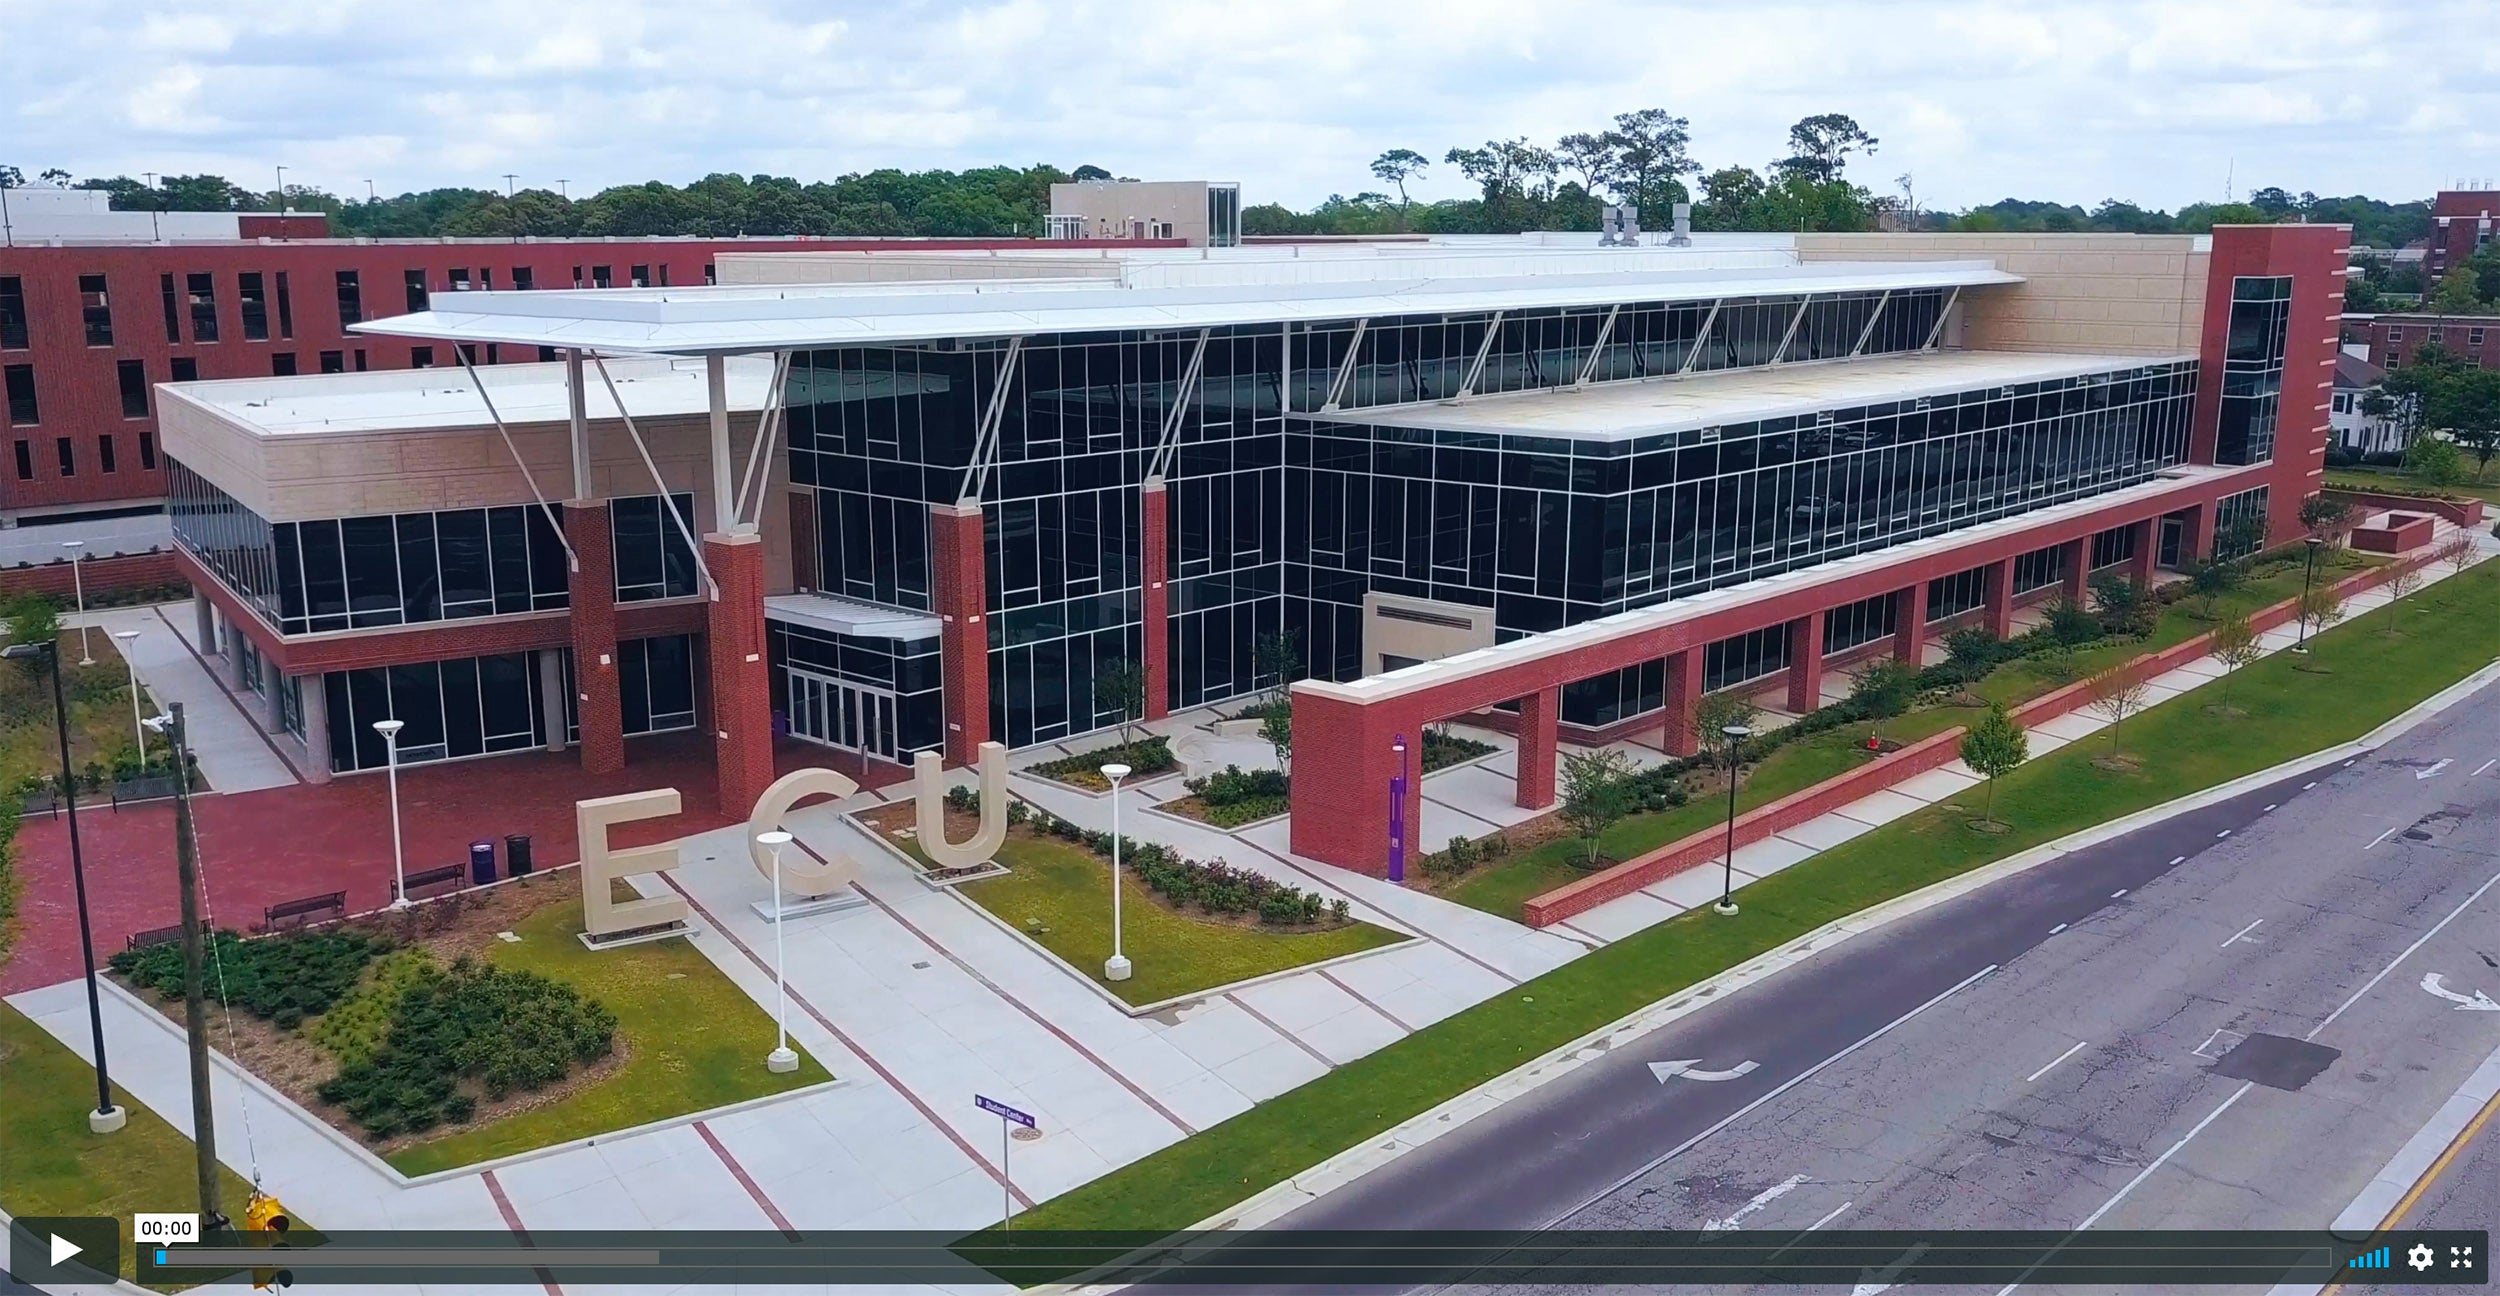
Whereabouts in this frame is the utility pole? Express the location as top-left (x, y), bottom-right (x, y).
top-left (165, 703), bottom-right (225, 1227)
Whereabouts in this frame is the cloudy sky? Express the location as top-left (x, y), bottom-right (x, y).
top-left (3, 0), bottom-right (2495, 213)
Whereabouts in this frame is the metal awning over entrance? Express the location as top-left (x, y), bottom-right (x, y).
top-left (763, 593), bottom-right (942, 642)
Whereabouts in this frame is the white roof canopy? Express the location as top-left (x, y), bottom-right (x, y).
top-left (764, 593), bottom-right (942, 642)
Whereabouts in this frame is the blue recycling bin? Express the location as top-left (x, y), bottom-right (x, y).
top-left (469, 839), bottom-right (497, 886)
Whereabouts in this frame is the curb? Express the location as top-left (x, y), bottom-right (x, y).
top-left (1036, 653), bottom-right (2500, 1293)
top-left (2331, 1037), bottom-right (2500, 1236)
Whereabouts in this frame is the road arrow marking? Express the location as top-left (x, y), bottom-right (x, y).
top-left (1702, 1173), bottom-right (1809, 1233)
top-left (2422, 972), bottom-right (2500, 1011)
top-left (1853, 1241), bottom-right (1929, 1294)
top-left (1650, 1058), bottom-right (1760, 1083)
top-left (51, 1234), bottom-right (81, 1267)
top-left (2418, 759), bottom-right (2455, 781)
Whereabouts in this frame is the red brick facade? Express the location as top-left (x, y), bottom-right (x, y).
top-left (2426, 190), bottom-right (2498, 294)
top-left (1140, 481), bottom-right (1170, 721)
top-left (2367, 314), bottom-right (2500, 375)
top-left (0, 549), bottom-right (181, 600)
top-left (564, 500), bottom-right (625, 775)
top-left (1514, 687), bottom-right (1559, 809)
top-left (1784, 610), bottom-right (1826, 712)
top-left (930, 502), bottom-right (991, 766)
top-left (704, 534), bottom-right (774, 817)
top-left (2193, 224), bottom-right (2349, 545)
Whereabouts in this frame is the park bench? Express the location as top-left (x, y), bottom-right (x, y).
top-left (392, 863), bottom-right (467, 903)
top-left (263, 890), bottom-right (346, 931)
top-left (124, 924), bottom-right (186, 952)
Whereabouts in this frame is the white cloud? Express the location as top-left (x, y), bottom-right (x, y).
top-left (2, 0), bottom-right (2493, 211)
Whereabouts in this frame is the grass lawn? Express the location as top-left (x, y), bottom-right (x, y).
top-left (2, 630), bottom-right (142, 972)
top-left (2327, 464), bottom-right (2500, 506)
top-left (0, 1002), bottom-right (262, 1289)
top-left (1437, 556), bottom-right (2332, 920)
top-left (948, 835), bottom-right (1408, 1007)
top-left (1003, 558), bottom-right (2500, 1241)
top-left (384, 897), bottom-right (831, 1175)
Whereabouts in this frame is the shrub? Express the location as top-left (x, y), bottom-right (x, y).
top-left (111, 927), bottom-right (394, 1025)
top-left (1418, 726), bottom-right (1496, 771)
top-left (1029, 736), bottom-right (1178, 787)
top-left (1185, 765), bottom-right (1291, 807)
top-left (318, 959), bottom-right (616, 1139)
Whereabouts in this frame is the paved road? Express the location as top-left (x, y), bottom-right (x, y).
top-left (1259, 673), bottom-right (2500, 1293)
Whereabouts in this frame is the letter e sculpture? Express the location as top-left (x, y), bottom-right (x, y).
top-left (577, 788), bottom-right (691, 945)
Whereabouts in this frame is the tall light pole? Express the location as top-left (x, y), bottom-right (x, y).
top-left (1102, 762), bottom-right (1133, 982)
top-left (756, 830), bottom-right (799, 1073)
top-left (1713, 724), bottom-right (1753, 917)
top-left (145, 703), bottom-right (222, 1225)
top-left (373, 719), bottom-right (409, 908)
top-left (62, 540), bottom-right (93, 664)
top-left (2293, 535), bottom-right (2324, 653)
top-left (2, 636), bottom-right (125, 1132)
top-left (113, 628), bottom-right (145, 766)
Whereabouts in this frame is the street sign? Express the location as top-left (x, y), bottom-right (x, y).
top-left (975, 1094), bottom-right (1037, 1128)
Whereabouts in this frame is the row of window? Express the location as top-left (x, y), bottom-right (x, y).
top-left (320, 637), bottom-right (695, 774)
top-left (10, 431), bottom-right (155, 482)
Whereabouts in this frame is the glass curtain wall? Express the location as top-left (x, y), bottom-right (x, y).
top-left (766, 620), bottom-right (944, 757)
top-left (323, 651), bottom-right (545, 773)
top-left (2217, 276), bottom-right (2291, 466)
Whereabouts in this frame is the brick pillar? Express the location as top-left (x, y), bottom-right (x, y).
top-left (1984, 557), bottom-right (2015, 639)
top-left (1785, 610), bottom-right (1825, 714)
top-left (705, 532), bottom-right (775, 818)
top-left (2061, 537), bottom-right (2090, 603)
top-left (1662, 649), bottom-right (1701, 757)
top-left (1893, 581), bottom-right (1929, 665)
top-left (564, 501), bottom-right (625, 776)
top-left (2182, 502), bottom-right (2218, 564)
top-left (931, 502), bottom-right (991, 766)
top-left (1516, 686), bottom-right (1559, 809)
top-left (1140, 481), bottom-right (1170, 722)
top-left (2127, 518), bottom-right (2158, 588)
top-left (1286, 690), bottom-right (1416, 876)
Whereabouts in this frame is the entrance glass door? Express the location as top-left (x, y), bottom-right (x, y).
top-left (786, 669), bottom-right (899, 764)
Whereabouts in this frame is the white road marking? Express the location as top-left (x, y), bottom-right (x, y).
top-left (2049, 923), bottom-right (2068, 934)
top-left (2417, 758), bottom-right (2455, 781)
top-left (2476, 759), bottom-right (2496, 777)
top-left (2421, 972), bottom-right (2500, 1012)
top-left (1702, 1173), bottom-right (1810, 1233)
top-left (1553, 965), bottom-right (1999, 1228)
top-left (1807, 1201), bottom-right (1854, 1231)
top-left (2003, 870), bottom-right (2500, 1293)
top-left (2263, 803), bottom-right (2277, 812)
top-left (2216, 829), bottom-right (2232, 839)
top-left (1648, 1058), bottom-right (1760, 1083)
top-left (2367, 824), bottom-right (2402, 850)
top-left (2168, 856), bottom-right (2186, 866)
top-left (2026, 1040), bottom-right (2089, 1083)
top-left (2222, 918), bottom-right (2264, 948)
top-left (2303, 781), bottom-right (2318, 790)
top-left (2111, 889), bottom-right (2129, 898)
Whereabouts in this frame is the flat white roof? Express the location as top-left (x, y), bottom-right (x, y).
top-left (158, 355), bottom-right (773, 436)
top-left (351, 243), bottom-right (2018, 356)
top-left (764, 593), bottom-right (942, 641)
top-left (1300, 461), bottom-right (2262, 705)
top-left (1357, 348), bottom-right (2196, 441)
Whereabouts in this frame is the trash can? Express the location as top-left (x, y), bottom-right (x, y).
top-left (505, 833), bottom-right (533, 877)
top-left (469, 840), bottom-right (497, 887)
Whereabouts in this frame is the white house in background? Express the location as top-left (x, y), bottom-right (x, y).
top-left (2332, 347), bottom-right (2401, 455)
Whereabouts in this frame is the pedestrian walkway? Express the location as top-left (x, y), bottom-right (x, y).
top-left (64, 603), bottom-right (302, 794)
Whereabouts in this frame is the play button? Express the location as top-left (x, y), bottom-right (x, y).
top-left (5, 1216), bottom-right (117, 1287)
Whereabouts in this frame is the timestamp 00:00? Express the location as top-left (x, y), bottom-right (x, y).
top-left (134, 1212), bottom-right (200, 1244)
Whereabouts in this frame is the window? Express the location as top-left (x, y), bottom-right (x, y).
top-left (619, 635), bottom-right (696, 734)
top-left (2473, 328), bottom-right (2487, 349)
top-left (117, 359), bottom-right (148, 417)
top-left (457, 343), bottom-right (479, 367)
top-left (239, 272), bottom-right (269, 341)
top-left (705, 263), bottom-right (717, 285)
top-left (630, 264), bottom-right (649, 288)
top-left (79, 274), bottom-right (113, 346)
top-left (272, 352), bottom-right (297, 376)
top-left (275, 271), bottom-right (294, 339)
top-left (404, 269), bottom-right (428, 312)
top-left (571, 265), bottom-right (584, 289)
top-left (160, 273), bottom-right (182, 342)
top-left (592, 265), bottom-right (612, 288)
top-left (411, 346), bottom-right (433, 368)
top-left (319, 350), bottom-right (344, 374)
top-left (2012, 544), bottom-right (2065, 593)
top-left (1703, 625), bottom-right (1789, 692)
top-left (335, 270), bottom-right (362, 328)
top-left (479, 268), bottom-right (493, 290)
top-left (2217, 276), bottom-right (2291, 466)
top-left (449, 268), bottom-right (471, 291)
top-left (54, 437), bottom-right (74, 476)
top-left (658, 265), bottom-right (670, 287)
top-left (611, 493), bottom-right (699, 601)
top-left (186, 272), bottom-right (219, 342)
top-left (1927, 567), bottom-right (1988, 621)
top-left (354, 348), bottom-right (368, 372)
top-left (4, 364), bottom-right (36, 425)
top-left (170, 357), bottom-right (197, 382)
top-left (0, 276), bottom-right (24, 349)
top-left (484, 343), bottom-right (498, 365)
top-left (513, 266), bottom-right (534, 291)
top-left (2089, 524), bottom-right (2137, 570)
top-left (538, 345), bottom-right (560, 362)
top-left (138, 431), bottom-right (155, 469)
top-left (2387, 325), bottom-right (2405, 343)
top-left (320, 651), bottom-right (546, 773)
top-left (10, 440), bottom-right (28, 480)
top-left (99, 434), bottom-right (117, 474)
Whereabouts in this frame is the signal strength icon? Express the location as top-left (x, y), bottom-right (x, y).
top-left (2351, 1245), bottom-right (2392, 1270)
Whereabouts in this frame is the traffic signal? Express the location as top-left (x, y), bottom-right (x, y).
top-left (244, 1192), bottom-right (293, 1290)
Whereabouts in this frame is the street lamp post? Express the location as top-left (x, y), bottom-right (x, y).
top-left (2293, 536), bottom-right (2325, 653)
top-left (373, 719), bottom-right (409, 908)
top-left (2, 636), bottom-right (126, 1132)
top-left (1713, 724), bottom-right (1753, 917)
top-left (756, 830), bottom-right (799, 1073)
top-left (1101, 762), bottom-right (1133, 982)
top-left (114, 629), bottom-right (145, 766)
top-left (1387, 733), bottom-right (1410, 884)
top-left (62, 540), bottom-right (93, 665)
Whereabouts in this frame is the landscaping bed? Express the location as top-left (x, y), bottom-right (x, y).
top-left (108, 877), bottom-right (828, 1175)
top-left (866, 796), bottom-right (1407, 1007)
top-left (1027, 734), bottom-right (1180, 790)
top-left (996, 552), bottom-right (2500, 1243)
top-left (1160, 726), bottom-right (1497, 830)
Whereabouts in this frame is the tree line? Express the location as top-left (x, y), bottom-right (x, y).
top-left (0, 116), bottom-right (2437, 245)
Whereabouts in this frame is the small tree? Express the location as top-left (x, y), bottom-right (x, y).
top-left (2086, 665), bottom-right (2153, 760)
top-left (1558, 747), bottom-right (1637, 868)
top-left (2089, 571), bottom-right (2148, 637)
top-left (2186, 556), bottom-right (2242, 620)
top-left (2408, 436), bottom-right (2465, 491)
top-left (2296, 581), bottom-right (2348, 649)
top-left (1692, 691), bottom-right (1760, 769)
top-left (1941, 626), bottom-right (2000, 684)
top-left (2300, 494), bottom-right (2356, 548)
top-left (2384, 562), bottom-right (2424, 636)
top-left (1093, 659), bottom-right (1147, 743)
top-left (2440, 531), bottom-right (2479, 583)
top-left (1849, 657), bottom-right (1917, 748)
top-left (1253, 632), bottom-right (1301, 709)
top-left (5, 593), bottom-right (59, 674)
top-left (1958, 703), bottom-right (2028, 827)
top-left (1259, 706), bottom-right (1293, 774)
top-left (2207, 608), bottom-right (2262, 710)
top-left (2044, 597), bottom-right (2101, 676)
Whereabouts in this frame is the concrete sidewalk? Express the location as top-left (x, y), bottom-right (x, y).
top-left (61, 602), bottom-right (302, 793)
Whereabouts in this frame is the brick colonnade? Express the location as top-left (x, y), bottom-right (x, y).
top-left (1515, 687), bottom-right (1559, 809)
top-left (1141, 481), bottom-right (1170, 722)
top-left (931, 502), bottom-right (991, 766)
top-left (1785, 609), bottom-right (1826, 713)
top-left (705, 533), bottom-right (776, 817)
top-left (564, 500), bottom-right (625, 775)
top-left (1892, 580), bottom-right (1930, 664)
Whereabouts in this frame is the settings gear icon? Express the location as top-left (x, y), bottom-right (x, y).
top-left (2409, 1242), bottom-right (2435, 1272)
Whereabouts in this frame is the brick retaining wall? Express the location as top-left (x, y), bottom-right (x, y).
top-left (0, 550), bottom-right (184, 601)
top-left (2323, 488), bottom-right (2488, 531)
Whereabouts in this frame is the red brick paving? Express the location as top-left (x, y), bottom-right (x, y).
top-left (1, 733), bottom-right (907, 995)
